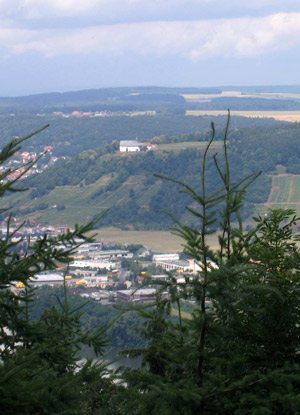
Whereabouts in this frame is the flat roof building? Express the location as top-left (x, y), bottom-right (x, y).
top-left (117, 288), bottom-right (157, 303)
top-left (29, 272), bottom-right (64, 286)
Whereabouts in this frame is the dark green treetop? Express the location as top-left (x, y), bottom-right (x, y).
top-left (120, 113), bottom-right (300, 415)
top-left (0, 128), bottom-right (122, 415)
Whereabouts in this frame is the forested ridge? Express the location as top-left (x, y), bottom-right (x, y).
top-left (0, 86), bottom-right (220, 107)
top-left (6, 139), bottom-right (268, 228)
top-left (0, 113), bottom-right (282, 157)
top-left (1, 85), bottom-right (300, 115)
top-left (23, 122), bottom-right (300, 188)
top-left (5, 121), bottom-right (300, 228)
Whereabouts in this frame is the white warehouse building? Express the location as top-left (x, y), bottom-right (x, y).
top-left (70, 260), bottom-right (115, 270)
top-left (153, 253), bottom-right (180, 262)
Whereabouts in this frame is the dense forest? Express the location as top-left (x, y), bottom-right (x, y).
top-left (0, 113), bottom-right (282, 157)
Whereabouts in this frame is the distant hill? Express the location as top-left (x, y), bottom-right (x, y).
top-left (1, 85), bottom-right (300, 114)
top-left (0, 86), bottom-right (221, 110)
top-left (4, 85), bottom-right (300, 106)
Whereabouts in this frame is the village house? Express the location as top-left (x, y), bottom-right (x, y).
top-left (141, 142), bottom-right (157, 151)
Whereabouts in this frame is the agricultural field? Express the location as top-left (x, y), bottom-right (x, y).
top-left (1, 175), bottom-right (149, 226)
top-left (91, 228), bottom-right (221, 252)
top-left (186, 110), bottom-right (300, 122)
top-left (182, 90), bottom-right (256, 101)
top-left (266, 175), bottom-right (300, 212)
top-left (258, 92), bottom-right (300, 100)
top-left (137, 182), bottom-right (161, 205)
top-left (183, 90), bottom-right (300, 102)
top-left (130, 110), bottom-right (156, 116)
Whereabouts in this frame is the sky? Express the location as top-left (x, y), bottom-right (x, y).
top-left (0, 0), bottom-right (300, 95)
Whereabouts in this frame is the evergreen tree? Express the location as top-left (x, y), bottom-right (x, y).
top-left (0, 129), bottom-right (120, 415)
top-left (120, 113), bottom-right (300, 414)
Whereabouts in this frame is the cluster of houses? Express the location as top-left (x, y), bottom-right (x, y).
top-left (52, 110), bottom-right (155, 118)
top-left (0, 221), bottom-right (73, 238)
top-left (0, 145), bottom-right (66, 182)
top-left (12, 241), bottom-right (216, 305)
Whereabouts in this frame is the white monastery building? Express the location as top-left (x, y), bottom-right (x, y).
top-left (119, 140), bottom-right (142, 152)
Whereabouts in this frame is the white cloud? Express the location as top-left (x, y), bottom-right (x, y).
top-left (1, 12), bottom-right (300, 61)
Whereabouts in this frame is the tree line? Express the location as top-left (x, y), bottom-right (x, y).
top-left (0, 112), bottom-right (282, 157)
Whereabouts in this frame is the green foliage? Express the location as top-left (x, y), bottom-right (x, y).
top-left (119, 114), bottom-right (300, 414)
top-left (11, 131), bottom-right (271, 229)
top-left (31, 285), bottom-right (148, 351)
top-left (7, 114), bottom-right (300, 229)
top-left (0, 130), bottom-right (119, 414)
top-left (2, 115), bottom-right (300, 414)
top-left (0, 111), bottom-right (279, 158)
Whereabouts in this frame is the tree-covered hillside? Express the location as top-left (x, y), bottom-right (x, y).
top-left (0, 113), bottom-right (283, 157)
top-left (3, 121), bottom-right (300, 229)
top-left (2, 85), bottom-right (300, 115)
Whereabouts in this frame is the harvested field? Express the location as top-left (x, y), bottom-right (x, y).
top-left (186, 110), bottom-right (300, 122)
top-left (182, 91), bottom-right (256, 101)
top-left (92, 228), bottom-right (221, 252)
